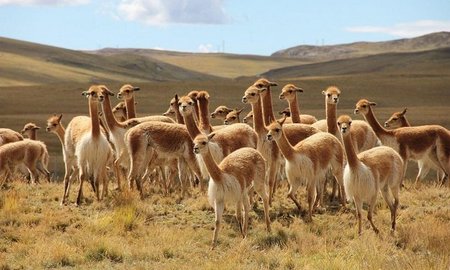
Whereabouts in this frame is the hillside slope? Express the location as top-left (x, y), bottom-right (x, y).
top-left (272, 32), bottom-right (450, 62)
top-left (263, 47), bottom-right (450, 79)
top-left (89, 48), bottom-right (306, 79)
top-left (0, 37), bottom-right (216, 86)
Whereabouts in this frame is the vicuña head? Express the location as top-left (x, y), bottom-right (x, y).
top-left (21, 123), bottom-right (40, 137)
top-left (266, 116), bottom-right (286, 142)
top-left (82, 84), bottom-right (110, 103)
top-left (224, 108), bottom-right (243, 125)
top-left (242, 85), bottom-right (266, 104)
top-left (242, 111), bottom-right (253, 124)
top-left (337, 115), bottom-right (353, 135)
top-left (253, 78), bottom-right (278, 88)
top-left (46, 114), bottom-right (63, 133)
top-left (322, 86), bottom-right (341, 104)
top-left (279, 84), bottom-right (303, 101)
top-left (354, 99), bottom-right (377, 115)
top-left (116, 84), bottom-right (140, 101)
top-left (211, 105), bottom-right (233, 119)
top-left (384, 108), bottom-right (407, 128)
top-left (178, 95), bottom-right (196, 117)
top-left (193, 133), bottom-right (214, 155)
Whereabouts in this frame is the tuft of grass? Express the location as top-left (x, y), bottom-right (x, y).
top-left (93, 202), bottom-right (141, 234)
top-left (162, 249), bottom-right (175, 259)
top-left (253, 228), bottom-right (289, 250)
top-left (85, 243), bottom-right (123, 263)
top-left (0, 190), bottom-right (20, 213)
top-left (396, 217), bottom-right (450, 255)
top-left (110, 189), bottom-right (136, 207)
top-left (112, 204), bottom-right (140, 232)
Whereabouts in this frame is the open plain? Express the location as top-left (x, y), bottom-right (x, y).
top-left (1, 35), bottom-right (450, 269)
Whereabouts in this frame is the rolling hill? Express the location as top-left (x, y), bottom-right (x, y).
top-left (2, 32), bottom-right (450, 86)
top-left (263, 47), bottom-right (450, 79)
top-left (0, 37), bottom-right (217, 87)
top-left (272, 31), bottom-right (450, 62)
top-left (88, 48), bottom-right (307, 79)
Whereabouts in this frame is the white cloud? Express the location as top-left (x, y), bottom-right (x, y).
top-left (198, 43), bottom-right (214, 53)
top-left (346, 20), bottom-right (450, 38)
top-left (0, 0), bottom-right (89, 6)
top-left (117, 0), bottom-right (228, 25)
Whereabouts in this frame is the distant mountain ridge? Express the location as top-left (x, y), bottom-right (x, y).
top-left (263, 47), bottom-right (450, 79)
top-left (271, 32), bottom-right (450, 62)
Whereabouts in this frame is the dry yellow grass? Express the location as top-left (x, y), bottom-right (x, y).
top-left (0, 178), bottom-right (449, 269)
top-left (148, 53), bottom-right (307, 78)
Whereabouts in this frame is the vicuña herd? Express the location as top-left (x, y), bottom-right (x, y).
top-left (1, 79), bottom-right (449, 249)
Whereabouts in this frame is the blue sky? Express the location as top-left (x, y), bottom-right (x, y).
top-left (0, 0), bottom-right (449, 55)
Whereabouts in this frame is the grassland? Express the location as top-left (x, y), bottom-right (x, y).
top-left (0, 75), bottom-right (449, 269)
top-left (1, 177), bottom-right (449, 269)
top-left (1, 35), bottom-right (450, 269)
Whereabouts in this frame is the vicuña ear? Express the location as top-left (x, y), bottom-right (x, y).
top-left (237, 108), bottom-right (244, 114)
top-left (269, 81), bottom-right (278, 86)
top-left (401, 108), bottom-right (407, 115)
top-left (102, 86), bottom-right (115, 96)
top-left (81, 91), bottom-right (90, 97)
top-left (369, 102), bottom-right (377, 106)
top-left (257, 87), bottom-right (267, 93)
top-left (133, 87), bottom-right (140, 91)
top-left (277, 115), bottom-right (287, 126)
top-left (321, 90), bottom-right (326, 96)
top-left (207, 132), bottom-right (216, 141)
top-left (57, 114), bottom-right (63, 121)
top-left (34, 126), bottom-right (41, 130)
top-left (296, 87), bottom-right (304, 92)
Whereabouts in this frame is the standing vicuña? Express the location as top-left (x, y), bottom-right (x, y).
top-left (47, 114), bottom-right (78, 204)
top-left (266, 117), bottom-right (345, 222)
top-left (338, 115), bottom-right (403, 234)
top-left (66, 85), bottom-right (113, 205)
top-left (0, 139), bottom-right (50, 185)
top-left (354, 99), bottom-right (450, 186)
top-left (384, 108), bottom-right (444, 185)
top-left (193, 133), bottom-right (270, 249)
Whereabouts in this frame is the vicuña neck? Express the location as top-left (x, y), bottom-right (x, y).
top-left (55, 125), bottom-right (66, 146)
top-left (172, 104), bottom-right (185, 124)
top-left (182, 112), bottom-right (202, 140)
top-left (364, 106), bottom-right (391, 137)
top-left (89, 100), bottom-right (101, 139)
top-left (274, 129), bottom-right (295, 161)
top-left (198, 98), bottom-right (213, 134)
top-left (200, 147), bottom-right (223, 183)
top-left (400, 117), bottom-right (411, 127)
top-left (193, 103), bottom-right (200, 124)
top-left (342, 133), bottom-right (360, 170)
top-left (29, 131), bottom-right (37, 140)
top-left (251, 98), bottom-right (267, 135)
top-left (261, 87), bottom-right (276, 126)
top-left (326, 102), bottom-right (338, 135)
top-left (126, 97), bottom-right (136, 119)
top-left (102, 94), bottom-right (125, 131)
top-left (289, 95), bottom-right (301, 123)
